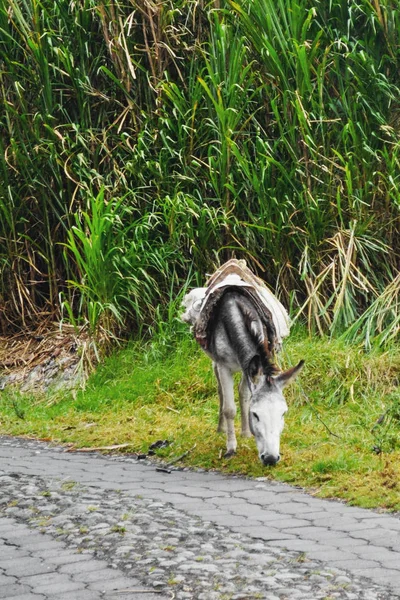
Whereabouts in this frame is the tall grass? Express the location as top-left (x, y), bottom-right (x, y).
top-left (1, 0), bottom-right (399, 346)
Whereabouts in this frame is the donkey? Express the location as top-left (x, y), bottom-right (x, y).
top-left (182, 288), bottom-right (303, 466)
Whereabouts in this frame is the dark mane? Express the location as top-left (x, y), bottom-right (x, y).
top-left (253, 337), bottom-right (278, 382)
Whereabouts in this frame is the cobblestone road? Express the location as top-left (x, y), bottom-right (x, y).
top-left (0, 435), bottom-right (399, 599)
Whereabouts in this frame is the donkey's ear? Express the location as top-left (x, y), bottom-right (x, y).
top-left (246, 355), bottom-right (263, 393)
top-left (273, 360), bottom-right (304, 390)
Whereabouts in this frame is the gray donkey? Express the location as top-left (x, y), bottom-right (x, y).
top-left (181, 264), bottom-right (303, 466)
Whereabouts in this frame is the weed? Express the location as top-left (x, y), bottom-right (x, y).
top-left (11, 398), bottom-right (25, 420)
top-left (110, 524), bottom-right (126, 534)
top-left (61, 481), bottom-right (77, 492)
top-left (294, 552), bottom-right (307, 563)
top-left (371, 392), bottom-right (400, 454)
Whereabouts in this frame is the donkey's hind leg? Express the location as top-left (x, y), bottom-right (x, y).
top-left (213, 362), bottom-right (227, 433)
top-left (239, 374), bottom-right (251, 438)
top-left (215, 363), bottom-right (237, 457)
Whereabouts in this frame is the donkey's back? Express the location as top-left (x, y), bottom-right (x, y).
top-left (207, 291), bottom-right (266, 374)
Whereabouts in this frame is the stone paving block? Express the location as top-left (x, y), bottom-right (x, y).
top-left (332, 536), bottom-right (369, 547)
top-left (107, 593), bottom-right (168, 600)
top-left (59, 558), bottom-right (111, 574)
top-left (34, 580), bottom-right (86, 595)
top-left (0, 517), bottom-right (27, 529)
top-left (168, 488), bottom-right (227, 499)
top-left (155, 492), bottom-right (209, 504)
top-left (284, 526), bottom-right (351, 542)
top-left (237, 526), bottom-right (297, 541)
top-left (0, 584), bottom-right (33, 599)
top-left (190, 510), bottom-right (229, 521)
top-left (36, 550), bottom-right (93, 563)
top-left (251, 509), bottom-right (310, 523)
top-left (198, 514), bottom-right (250, 528)
top-left (266, 539), bottom-right (326, 552)
top-left (331, 558), bottom-right (383, 570)
top-left (269, 501), bottom-right (317, 513)
top-left (51, 591), bottom-right (102, 600)
top-left (312, 516), bottom-right (368, 529)
top-left (365, 535), bottom-right (400, 548)
top-left (380, 558), bottom-right (400, 570)
top-left (363, 518), bottom-right (400, 531)
top-left (235, 490), bottom-right (281, 503)
top-left (16, 539), bottom-right (63, 552)
top-left (0, 573), bottom-right (17, 585)
top-left (206, 495), bottom-right (258, 506)
top-left (310, 548), bottom-right (359, 562)
top-left (352, 567), bottom-right (400, 585)
top-left (349, 528), bottom-right (385, 540)
top-left (76, 480), bottom-right (111, 489)
top-left (272, 517), bottom-right (320, 529)
top-left (355, 545), bottom-right (400, 561)
top-left (73, 567), bottom-right (124, 583)
top-left (0, 546), bottom-right (30, 560)
top-left (303, 499), bottom-right (345, 513)
top-left (2, 595), bottom-right (46, 600)
top-left (229, 503), bottom-right (274, 517)
top-left (163, 499), bottom-right (206, 510)
top-left (194, 481), bottom-right (255, 493)
top-left (2, 558), bottom-right (55, 577)
top-left (89, 575), bottom-right (145, 592)
top-left (0, 526), bottom-right (37, 538)
top-left (21, 572), bottom-right (75, 589)
top-left (3, 533), bottom-right (52, 545)
top-left (345, 507), bottom-right (391, 519)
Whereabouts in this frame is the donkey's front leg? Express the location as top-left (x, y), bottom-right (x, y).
top-left (215, 364), bottom-right (237, 457)
top-left (213, 362), bottom-right (227, 433)
top-left (239, 374), bottom-right (252, 438)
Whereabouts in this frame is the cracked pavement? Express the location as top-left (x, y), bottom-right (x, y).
top-left (0, 435), bottom-right (399, 599)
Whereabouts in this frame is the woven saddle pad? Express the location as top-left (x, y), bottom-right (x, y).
top-left (193, 259), bottom-right (290, 354)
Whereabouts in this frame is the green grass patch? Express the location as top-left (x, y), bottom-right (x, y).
top-left (1, 331), bottom-right (400, 511)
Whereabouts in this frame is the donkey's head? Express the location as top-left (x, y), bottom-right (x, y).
top-left (247, 358), bottom-right (304, 466)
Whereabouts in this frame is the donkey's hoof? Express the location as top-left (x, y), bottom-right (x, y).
top-left (224, 449), bottom-right (236, 459)
top-left (241, 430), bottom-right (252, 438)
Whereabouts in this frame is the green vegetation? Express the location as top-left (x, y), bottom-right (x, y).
top-left (1, 0), bottom-right (400, 345)
top-left (1, 330), bottom-right (400, 510)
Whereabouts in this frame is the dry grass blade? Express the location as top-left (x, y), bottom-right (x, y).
top-left (66, 443), bottom-right (136, 453)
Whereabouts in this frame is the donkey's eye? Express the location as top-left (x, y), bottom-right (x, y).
top-left (252, 412), bottom-right (260, 422)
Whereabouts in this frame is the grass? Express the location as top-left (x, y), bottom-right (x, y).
top-left (1, 329), bottom-right (400, 511)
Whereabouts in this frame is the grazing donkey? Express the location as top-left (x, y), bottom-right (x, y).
top-left (181, 260), bottom-right (303, 466)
